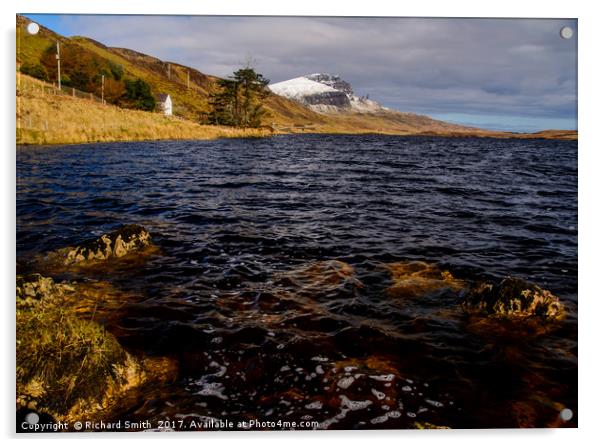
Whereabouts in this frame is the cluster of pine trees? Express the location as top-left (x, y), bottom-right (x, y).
top-left (208, 68), bottom-right (270, 128)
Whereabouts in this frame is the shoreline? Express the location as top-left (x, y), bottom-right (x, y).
top-left (16, 129), bottom-right (578, 147)
top-left (16, 74), bottom-right (577, 146)
top-left (16, 129), bottom-right (274, 147)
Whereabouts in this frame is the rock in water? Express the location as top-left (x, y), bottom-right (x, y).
top-left (274, 260), bottom-right (363, 293)
top-left (60, 224), bottom-right (151, 265)
top-left (16, 273), bottom-right (60, 304)
top-left (463, 277), bottom-right (565, 320)
top-left (386, 261), bottom-right (464, 299)
top-left (16, 273), bottom-right (83, 309)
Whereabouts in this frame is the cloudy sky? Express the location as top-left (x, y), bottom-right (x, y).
top-left (24, 14), bottom-right (577, 132)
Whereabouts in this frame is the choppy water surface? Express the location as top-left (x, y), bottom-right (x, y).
top-left (16, 135), bottom-right (577, 429)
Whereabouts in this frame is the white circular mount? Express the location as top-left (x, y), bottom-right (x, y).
top-left (25, 412), bottom-right (40, 425)
top-left (26, 22), bottom-right (40, 35)
top-left (560, 26), bottom-right (573, 40)
top-left (560, 408), bottom-right (573, 421)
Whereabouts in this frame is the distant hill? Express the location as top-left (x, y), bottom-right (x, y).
top-left (16, 15), bottom-right (577, 140)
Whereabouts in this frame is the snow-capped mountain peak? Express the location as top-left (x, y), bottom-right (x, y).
top-left (268, 73), bottom-right (385, 113)
top-left (269, 76), bottom-right (338, 100)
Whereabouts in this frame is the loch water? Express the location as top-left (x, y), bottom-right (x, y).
top-left (17, 134), bottom-right (578, 429)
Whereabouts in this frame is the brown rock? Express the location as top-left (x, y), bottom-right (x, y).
top-left (16, 273), bottom-right (77, 308)
top-left (60, 224), bottom-right (151, 265)
top-left (386, 261), bottom-right (464, 299)
top-left (463, 277), bottom-right (565, 320)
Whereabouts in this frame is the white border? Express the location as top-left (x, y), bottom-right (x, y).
top-left (3, 1), bottom-right (600, 446)
top-left (6, 0), bottom-right (585, 17)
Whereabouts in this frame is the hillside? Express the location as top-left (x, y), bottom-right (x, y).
top-left (16, 15), bottom-right (329, 128)
top-left (16, 74), bottom-right (272, 145)
top-left (16, 15), bottom-right (577, 141)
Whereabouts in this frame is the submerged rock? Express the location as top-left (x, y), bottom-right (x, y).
top-left (284, 260), bottom-right (358, 285)
top-left (463, 277), bottom-right (565, 320)
top-left (386, 261), bottom-right (464, 299)
top-left (298, 355), bottom-right (454, 429)
top-left (274, 260), bottom-right (364, 296)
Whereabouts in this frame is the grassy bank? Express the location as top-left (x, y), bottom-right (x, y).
top-left (16, 74), bottom-right (273, 145)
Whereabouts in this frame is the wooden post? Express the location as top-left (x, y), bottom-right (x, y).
top-left (187, 70), bottom-right (190, 90)
top-left (56, 41), bottom-right (61, 90)
top-left (72, 87), bottom-right (75, 97)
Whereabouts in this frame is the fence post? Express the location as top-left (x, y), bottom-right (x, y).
top-left (72, 87), bottom-right (75, 97)
top-left (90, 93), bottom-right (93, 100)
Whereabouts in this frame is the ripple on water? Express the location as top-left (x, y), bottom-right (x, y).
top-left (16, 135), bottom-right (577, 428)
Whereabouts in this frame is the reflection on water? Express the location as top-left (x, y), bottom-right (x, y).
top-left (16, 135), bottom-right (577, 428)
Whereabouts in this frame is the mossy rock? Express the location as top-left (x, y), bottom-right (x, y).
top-left (61, 224), bottom-right (151, 265)
top-left (32, 225), bottom-right (154, 274)
top-left (17, 273), bottom-right (60, 304)
top-left (463, 277), bottom-right (565, 320)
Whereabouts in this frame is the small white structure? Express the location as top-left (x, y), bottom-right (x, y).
top-left (156, 93), bottom-right (173, 116)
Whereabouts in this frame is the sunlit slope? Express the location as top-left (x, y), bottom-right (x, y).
top-left (16, 74), bottom-right (272, 144)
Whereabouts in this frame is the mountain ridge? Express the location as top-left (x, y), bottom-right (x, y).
top-left (270, 73), bottom-right (386, 114)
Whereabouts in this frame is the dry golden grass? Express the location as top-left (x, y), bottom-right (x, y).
top-left (16, 74), bottom-right (273, 145)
